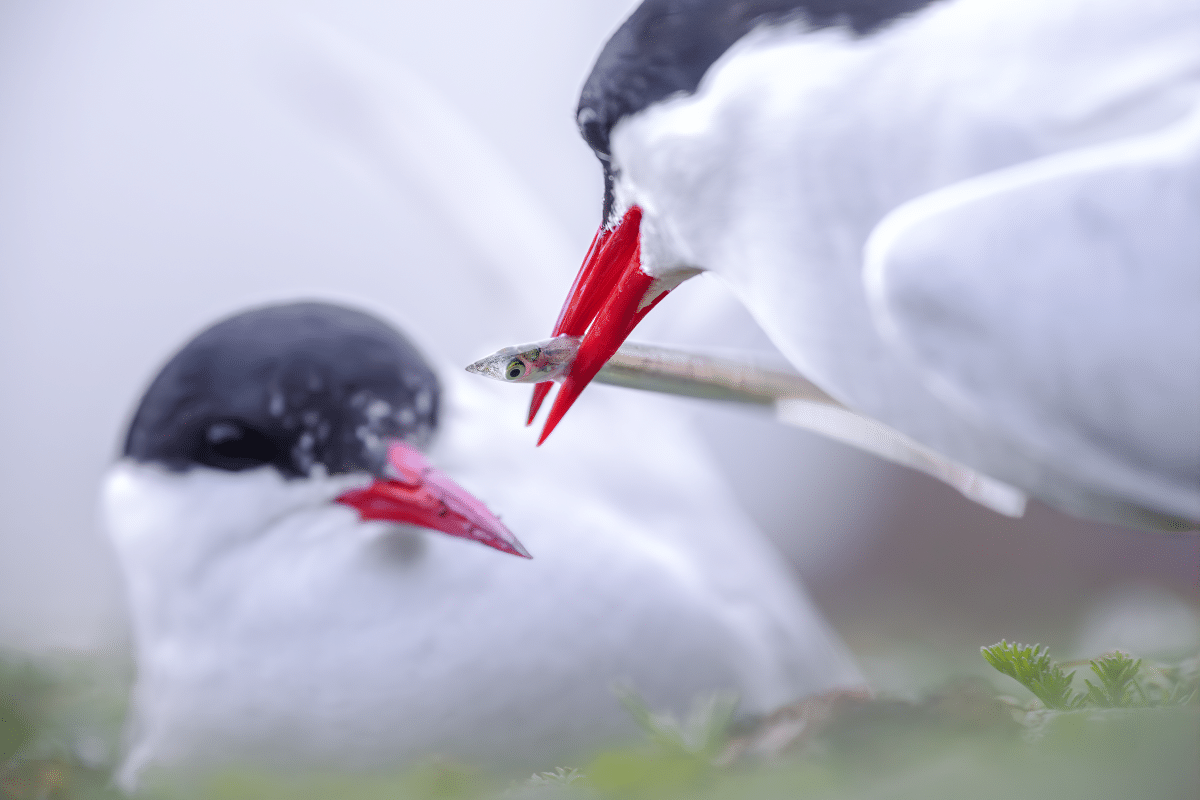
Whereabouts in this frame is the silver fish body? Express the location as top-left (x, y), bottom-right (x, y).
top-left (466, 338), bottom-right (1026, 517)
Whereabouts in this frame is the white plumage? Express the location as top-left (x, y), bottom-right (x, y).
top-left (603, 0), bottom-right (1199, 528)
top-left (105, 342), bottom-right (862, 788)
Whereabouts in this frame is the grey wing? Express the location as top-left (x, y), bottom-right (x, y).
top-left (864, 108), bottom-right (1200, 524)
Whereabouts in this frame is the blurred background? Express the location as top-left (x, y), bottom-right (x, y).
top-left (1, 0), bottom-right (1196, 693)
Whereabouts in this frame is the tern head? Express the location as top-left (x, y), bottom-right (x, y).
top-left (529, 0), bottom-right (937, 443)
top-left (117, 301), bottom-right (528, 558)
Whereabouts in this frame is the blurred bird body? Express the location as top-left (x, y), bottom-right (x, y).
top-left (105, 303), bottom-right (863, 787)
top-left (533, 0), bottom-right (1200, 530)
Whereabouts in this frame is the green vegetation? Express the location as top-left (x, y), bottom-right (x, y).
top-left (980, 642), bottom-right (1082, 709)
top-left (981, 640), bottom-right (1197, 710)
top-left (2, 645), bottom-right (1196, 800)
top-left (1, 654), bottom-right (127, 800)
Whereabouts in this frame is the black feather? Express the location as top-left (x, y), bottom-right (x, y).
top-left (124, 302), bottom-right (440, 479)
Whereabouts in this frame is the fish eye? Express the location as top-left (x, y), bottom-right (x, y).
top-left (505, 358), bottom-right (527, 381)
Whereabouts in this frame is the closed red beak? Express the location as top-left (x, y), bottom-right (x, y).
top-left (337, 441), bottom-right (530, 558)
top-left (528, 206), bottom-right (674, 444)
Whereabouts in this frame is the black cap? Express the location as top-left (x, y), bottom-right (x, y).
top-left (577, 0), bottom-right (937, 220)
top-left (123, 302), bottom-right (440, 479)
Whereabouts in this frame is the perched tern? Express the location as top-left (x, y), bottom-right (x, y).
top-left (104, 301), bottom-right (864, 787)
top-left (521, 0), bottom-right (1200, 531)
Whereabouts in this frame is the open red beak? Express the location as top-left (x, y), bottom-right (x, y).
top-left (528, 206), bottom-right (674, 444)
top-left (336, 441), bottom-right (530, 558)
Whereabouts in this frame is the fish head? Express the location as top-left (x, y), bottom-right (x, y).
top-left (466, 336), bottom-right (581, 384)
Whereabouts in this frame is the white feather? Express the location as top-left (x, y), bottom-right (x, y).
top-left (865, 104), bottom-right (1200, 522)
top-left (105, 369), bottom-right (863, 786)
top-left (609, 0), bottom-right (1200, 528)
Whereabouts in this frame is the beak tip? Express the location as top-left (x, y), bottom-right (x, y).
top-left (527, 382), bottom-right (553, 426)
top-left (494, 531), bottom-right (533, 559)
top-left (494, 525), bottom-right (532, 559)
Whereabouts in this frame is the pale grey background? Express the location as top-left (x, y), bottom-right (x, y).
top-left (1, 0), bottom-right (1194, 662)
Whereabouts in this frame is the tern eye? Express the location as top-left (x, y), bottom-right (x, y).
top-left (196, 420), bottom-right (279, 471)
top-left (505, 359), bottom-right (527, 381)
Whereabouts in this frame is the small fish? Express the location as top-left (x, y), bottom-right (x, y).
top-left (466, 336), bottom-right (582, 384)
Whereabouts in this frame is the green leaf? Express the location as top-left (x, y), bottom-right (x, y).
top-left (1083, 652), bottom-right (1145, 708)
top-left (612, 686), bottom-right (737, 758)
top-left (981, 641), bottom-right (1083, 710)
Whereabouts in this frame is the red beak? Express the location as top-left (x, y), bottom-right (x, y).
top-left (336, 441), bottom-right (531, 558)
top-left (528, 206), bottom-right (674, 444)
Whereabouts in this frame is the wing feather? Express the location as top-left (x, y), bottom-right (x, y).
top-left (865, 107), bottom-right (1200, 522)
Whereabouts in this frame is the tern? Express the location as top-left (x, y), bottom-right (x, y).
top-left (104, 301), bottom-right (863, 787)
top-left (524, 0), bottom-right (1200, 531)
